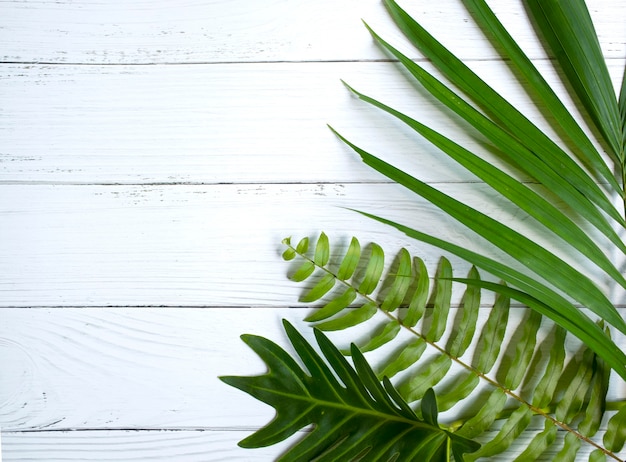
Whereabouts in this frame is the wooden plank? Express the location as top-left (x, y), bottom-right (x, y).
top-left (2, 60), bottom-right (624, 185)
top-left (2, 429), bottom-right (293, 461)
top-left (1, 428), bottom-right (621, 461)
top-left (1, 307), bottom-right (624, 458)
top-left (1, 0), bottom-right (624, 64)
top-left (1, 182), bottom-right (614, 307)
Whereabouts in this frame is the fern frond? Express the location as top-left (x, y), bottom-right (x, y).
top-left (282, 233), bottom-right (625, 461)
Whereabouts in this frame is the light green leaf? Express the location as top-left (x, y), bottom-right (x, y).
top-left (399, 354), bottom-right (452, 403)
top-left (314, 231), bottom-right (330, 266)
top-left (380, 247), bottom-right (412, 312)
top-left (502, 310), bottom-right (542, 390)
top-left (436, 371), bottom-right (480, 413)
top-left (425, 257), bottom-right (452, 342)
top-left (532, 326), bottom-right (567, 409)
top-left (447, 266), bottom-right (480, 358)
top-left (358, 242), bottom-right (385, 295)
top-left (305, 287), bottom-right (357, 322)
top-left (555, 432), bottom-right (583, 461)
top-left (457, 388), bottom-right (508, 438)
top-left (466, 406), bottom-right (533, 461)
top-left (349, 320), bottom-right (401, 354)
top-left (402, 256), bottom-right (429, 327)
top-left (300, 272), bottom-right (335, 303)
top-left (337, 236), bottom-right (361, 280)
top-left (289, 260), bottom-right (315, 282)
top-left (313, 301), bottom-right (377, 332)
top-left (377, 338), bottom-right (427, 380)
top-left (296, 236), bottom-right (309, 254)
top-left (604, 406), bottom-right (626, 452)
top-left (555, 347), bottom-right (595, 423)
top-left (474, 291), bottom-right (510, 374)
top-left (512, 420), bottom-right (557, 462)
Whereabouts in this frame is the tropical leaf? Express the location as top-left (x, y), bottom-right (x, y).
top-left (220, 319), bottom-right (480, 461)
top-left (279, 233), bottom-right (625, 461)
top-left (329, 0), bottom-right (626, 381)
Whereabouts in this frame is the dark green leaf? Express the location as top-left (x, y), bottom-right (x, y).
top-left (462, 0), bottom-right (622, 184)
top-left (381, 0), bottom-right (624, 227)
top-left (526, 0), bottom-right (623, 159)
top-left (354, 212), bottom-right (626, 381)
top-left (220, 320), bottom-right (481, 460)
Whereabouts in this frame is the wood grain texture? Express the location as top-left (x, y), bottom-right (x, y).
top-left (0, 307), bottom-right (624, 459)
top-left (2, 60), bottom-right (625, 185)
top-left (1, 0), bottom-right (623, 64)
top-left (1, 429), bottom-right (621, 461)
top-left (2, 182), bottom-right (620, 307)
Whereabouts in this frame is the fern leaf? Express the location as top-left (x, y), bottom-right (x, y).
top-left (398, 355), bottom-right (452, 403)
top-left (220, 319), bottom-right (481, 461)
top-left (512, 420), bottom-right (557, 462)
top-left (380, 247), bottom-right (412, 312)
top-left (531, 326), bottom-right (567, 410)
top-left (304, 287), bottom-right (356, 322)
top-left (465, 407), bottom-right (534, 461)
top-left (402, 256), bottom-right (429, 327)
top-left (300, 272), bottom-right (335, 303)
top-left (313, 301), bottom-right (377, 331)
top-left (377, 338), bottom-right (427, 380)
top-left (456, 388), bottom-right (508, 438)
top-left (425, 257), bottom-right (452, 342)
top-left (501, 309), bottom-right (542, 390)
top-left (358, 242), bottom-right (384, 295)
top-left (446, 266), bottom-right (480, 358)
top-left (350, 320), bottom-right (401, 354)
top-left (337, 236), bottom-right (361, 280)
top-left (473, 291), bottom-right (510, 374)
top-left (605, 406), bottom-right (626, 453)
top-left (281, 234), bottom-right (624, 460)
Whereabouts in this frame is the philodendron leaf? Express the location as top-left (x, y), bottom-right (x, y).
top-left (220, 319), bottom-right (481, 461)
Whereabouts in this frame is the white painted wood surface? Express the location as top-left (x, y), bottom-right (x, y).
top-left (1, 0), bottom-right (625, 460)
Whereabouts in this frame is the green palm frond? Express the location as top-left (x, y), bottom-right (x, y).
top-left (329, 0), bottom-right (626, 379)
top-left (220, 319), bottom-right (481, 461)
top-left (279, 233), bottom-right (624, 461)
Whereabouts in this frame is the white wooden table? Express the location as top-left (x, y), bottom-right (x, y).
top-left (1, 1), bottom-right (625, 460)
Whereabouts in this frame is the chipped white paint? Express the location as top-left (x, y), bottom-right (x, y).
top-left (0, 0), bottom-right (625, 460)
